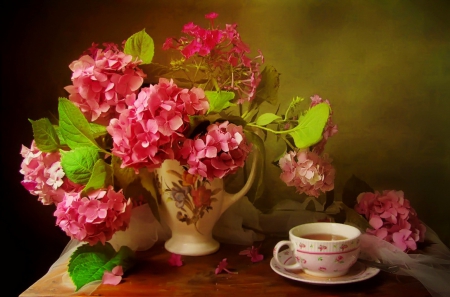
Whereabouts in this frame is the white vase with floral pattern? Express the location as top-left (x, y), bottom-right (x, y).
top-left (154, 156), bottom-right (257, 256)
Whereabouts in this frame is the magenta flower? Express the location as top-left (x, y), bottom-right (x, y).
top-left (54, 186), bottom-right (132, 246)
top-left (215, 258), bottom-right (238, 275)
top-left (279, 149), bottom-right (335, 198)
top-left (19, 141), bottom-right (82, 205)
top-left (355, 190), bottom-right (426, 252)
top-left (162, 12), bottom-right (263, 103)
top-left (239, 246), bottom-right (264, 263)
top-left (168, 254), bottom-right (183, 267)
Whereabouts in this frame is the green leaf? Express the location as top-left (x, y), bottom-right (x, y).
top-left (124, 29), bottom-right (154, 64)
top-left (69, 242), bottom-right (136, 291)
top-left (83, 159), bottom-right (113, 194)
top-left (288, 103), bottom-right (330, 149)
top-left (89, 122), bottom-right (108, 138)
top-left (58, 97), bottom-right (99, 150)
top-left (112, 156), bottom-right (139, 189)
top-left (60, 147), bottom-right (100, 184)
top-left (29, 118), bottom-right (60, 152)
top-left (250, 65), bottom-right (280, 110)
top-left (255, 113), bottom-right (282, 126)
top-left (205, 90), bottom-right (235, 114)
top-left (54, 125), bottom-right (67, 146)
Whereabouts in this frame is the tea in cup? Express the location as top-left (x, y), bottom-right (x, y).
top-left (273, 222), bottom-right (361, 278)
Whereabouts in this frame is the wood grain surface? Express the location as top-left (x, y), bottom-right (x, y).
top-left (21, 237), bottom-right (431, 297)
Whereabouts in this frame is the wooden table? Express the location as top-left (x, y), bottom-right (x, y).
top-left (21, 237), bottom-right (431, 297)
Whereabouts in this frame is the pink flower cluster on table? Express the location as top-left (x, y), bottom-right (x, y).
top-left (54, 186), bottom-right (132, 246)
top-left (107, 78), bottom-right (210, 172)
top-left (20, 141), bottom-right (82, 205)
top-left (162, 12), bottom-right (263, 103)
top-left (64, 42), bottom-right (146, 124)
top-left (355, 190), bottom-right (426, 252)
top-left (180, 121), bottom-right (252, 181)
top-left (279, 149), bottom-right (335, 198)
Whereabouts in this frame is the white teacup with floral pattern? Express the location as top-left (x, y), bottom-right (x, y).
top-left (273, 222), bottom-right (361, 278)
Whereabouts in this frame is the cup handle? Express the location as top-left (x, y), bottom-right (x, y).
top-left (273, 240), bottom-right (303, 270)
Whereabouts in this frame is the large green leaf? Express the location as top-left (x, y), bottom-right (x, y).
top-left (124, 29), bottom-right (154, 64)
top-left (83, 159), bottom-right (114, 194)
top-left (60, 147), bottom-right (100, 184)
top-left (29, 118), bottom-right (60, 152)
top-left (69, 243), bottom-right (136, 291)
top-left (288, 103), bottom-right (330, 149)
top-left (205, 90), bottom-right (235, 113)
top-left (58, 97), bottom-right (99, 150)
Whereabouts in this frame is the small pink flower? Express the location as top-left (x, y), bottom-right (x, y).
top-left (102, 265), bottom-right (123, 285)
top-left (239, 246), bottom-right (264, 263)
top-left (215, 258), bottom-right (238, 275)
top-left (168, 254), bottom-right (183, 267)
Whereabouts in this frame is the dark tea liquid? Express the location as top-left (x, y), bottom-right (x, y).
top-left (301, 233), bottom-right (348, 241)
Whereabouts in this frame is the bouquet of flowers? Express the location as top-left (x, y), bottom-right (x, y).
top-left (19, 12), bottom-right (336, 289)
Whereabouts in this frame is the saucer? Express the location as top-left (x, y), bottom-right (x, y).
top-left (270, 252), bottom-right (380, 285)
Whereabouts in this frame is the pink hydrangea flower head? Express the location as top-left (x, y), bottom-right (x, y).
top-left (64, 43), bottom-right (146, 124)
top-left (107, 78), bottom-right (209, 172)
top-left (354, 189), bottom-right (426, 252)
top-left (279, 149), bottom-right (335, 198)
top-left (54, 186), bottom-right (132, 245)
top-left (180, 121), bottom-right (252, 181)
top-left (19, 141), bottom-right (82, 205)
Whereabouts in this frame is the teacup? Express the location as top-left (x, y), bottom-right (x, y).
top-left (273, 222), bottom-right (361, 277)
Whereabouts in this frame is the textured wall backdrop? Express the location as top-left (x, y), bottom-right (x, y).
top-left (4, 0), bottom-right (449, 295)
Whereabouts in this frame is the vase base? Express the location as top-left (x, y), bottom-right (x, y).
top-left (164, 237), bottom-right (220, 256)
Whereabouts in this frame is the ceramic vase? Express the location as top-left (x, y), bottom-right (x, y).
top-left (154, 156), bottom-right (257, 256)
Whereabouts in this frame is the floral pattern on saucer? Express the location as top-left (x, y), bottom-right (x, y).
top-left (270, 252), bottom-right (380, 285)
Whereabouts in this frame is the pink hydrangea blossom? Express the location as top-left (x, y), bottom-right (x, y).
top-left (180, 121), bottom-right (252, 181)
top-left (102, 265), bottom-right (123, 286)
top-left (309, 95), bottom-right (338, 155)
top-left (162, 12), bottom-right (263, 103)
top-left (64, 42), bottom-right (146, 124)
top-left (279, 149), bottom-right (335, 197)
top-left (355, 190), bottom-right (426, 252)
top-left (54, 186), bottom-right (132, 246)
top-left (19, 141), bottom-right (82, 205)
top-left (107, 78), bottom-right (209, 172)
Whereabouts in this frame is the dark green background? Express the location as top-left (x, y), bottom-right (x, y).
top-left (4, 1), bottom-right (449, 296)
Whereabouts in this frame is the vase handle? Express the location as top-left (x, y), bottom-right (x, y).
top-left (221, 151), bottom-right (259, 214)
